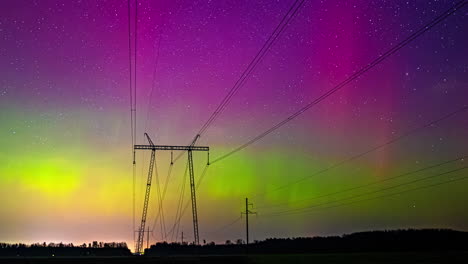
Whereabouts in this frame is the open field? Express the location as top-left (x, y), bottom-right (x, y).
top-left (1, 251), bottom-right (468, 264)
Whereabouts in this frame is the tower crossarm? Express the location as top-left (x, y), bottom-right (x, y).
top-left (134, 145), bottom-right (209, 151)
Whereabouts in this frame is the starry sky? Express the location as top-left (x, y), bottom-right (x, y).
top-left (1, 0), bottom-right (467, 250)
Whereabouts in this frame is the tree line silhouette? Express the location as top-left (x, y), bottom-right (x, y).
top-left (0, 241), bottom-right (130, 257)
top-left (1, 229), bottom-right (466, 257)
top-left (146, 229), bottom-right (468, 256)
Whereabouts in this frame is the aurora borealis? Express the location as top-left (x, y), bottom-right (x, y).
top-left (1, 0), bottom-right (467, 251)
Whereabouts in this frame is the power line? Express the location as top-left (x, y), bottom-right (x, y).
top-left (266, 172), bottom-right (468, 218)
top-left (257, 155), bottom-right (466, 210)
top-left (127, 0), bottom-right (134, 148)
top-left (316, 174), bottom-right (468, 214)
top-left (170, 0), bottom-right (308, 165)
top-left (139, 19), bottom-right (167, 244)
top-left (144, 35), bottom-right (162, 132)
top-left (127, 0), bottom-right (136, 247)
top-left (263, 166), bottom-right (467, 217)
top-left (252, 105), bottom-right (468, 199)
top-left (196, 0), bottom-right (307, 138)
top-left (130, 0), bottom-right (138, 250)
top-left (142, 15), bottom-right (166, 240)
top-left (166, 0), bottom-right (311, 220)
top-left (143, 6), bottom-right (169, 134)
top-left (168, 162), bottom-right (188, 241)
top-left (210, 1), bottom-right (467, 165)
top-left (182, 107), bottom-right (467, 237)
top-left (201, 159), bottom-right (467, 237)
top-left (196, 164), bottom-right (210, 189)
top-left (150, 160), bottom-right (173, 236)
top-left (173, 165), bottom-right (209, 234)
top-left (166, 164), bottom-right (210, 239)
top-left (134, 0), bottom-right (138, 146)
top-left (207, 217), bottom-right (242, 236)
top-left (174, 162), bottom-right (189, 241)
top-left (153, 158), bottom-right (166, 240)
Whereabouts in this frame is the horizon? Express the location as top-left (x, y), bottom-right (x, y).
top-left (2, 227), bottom-right (466, 248)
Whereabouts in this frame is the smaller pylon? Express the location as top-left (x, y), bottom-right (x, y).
top-left (241, 198), bottom-right (257, 245)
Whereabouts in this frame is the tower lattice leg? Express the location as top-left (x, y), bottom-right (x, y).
top-left (188, 150), bottom-right (199, 245)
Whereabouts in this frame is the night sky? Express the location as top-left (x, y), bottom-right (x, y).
top-left (1, 0), bottom-right (467, 250)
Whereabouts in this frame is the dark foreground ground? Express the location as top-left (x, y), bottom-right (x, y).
top-left (1, 251), bottom-right (468, 264)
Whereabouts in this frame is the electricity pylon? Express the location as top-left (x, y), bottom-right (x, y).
top-left (134, 133), bottom-right (208, 253)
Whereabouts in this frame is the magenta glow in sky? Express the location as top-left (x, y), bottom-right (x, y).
top-left (0, 0), bottom-right (467, 248)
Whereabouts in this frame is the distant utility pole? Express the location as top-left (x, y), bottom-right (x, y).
top-left (146, 226), bottom-right (152, 250)
top-left (241, 198), bottom-right (257, 245)
top-left (135, 227), bottom-right (153, 254)
top-left (181, 231), bottom-right (184, 244)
